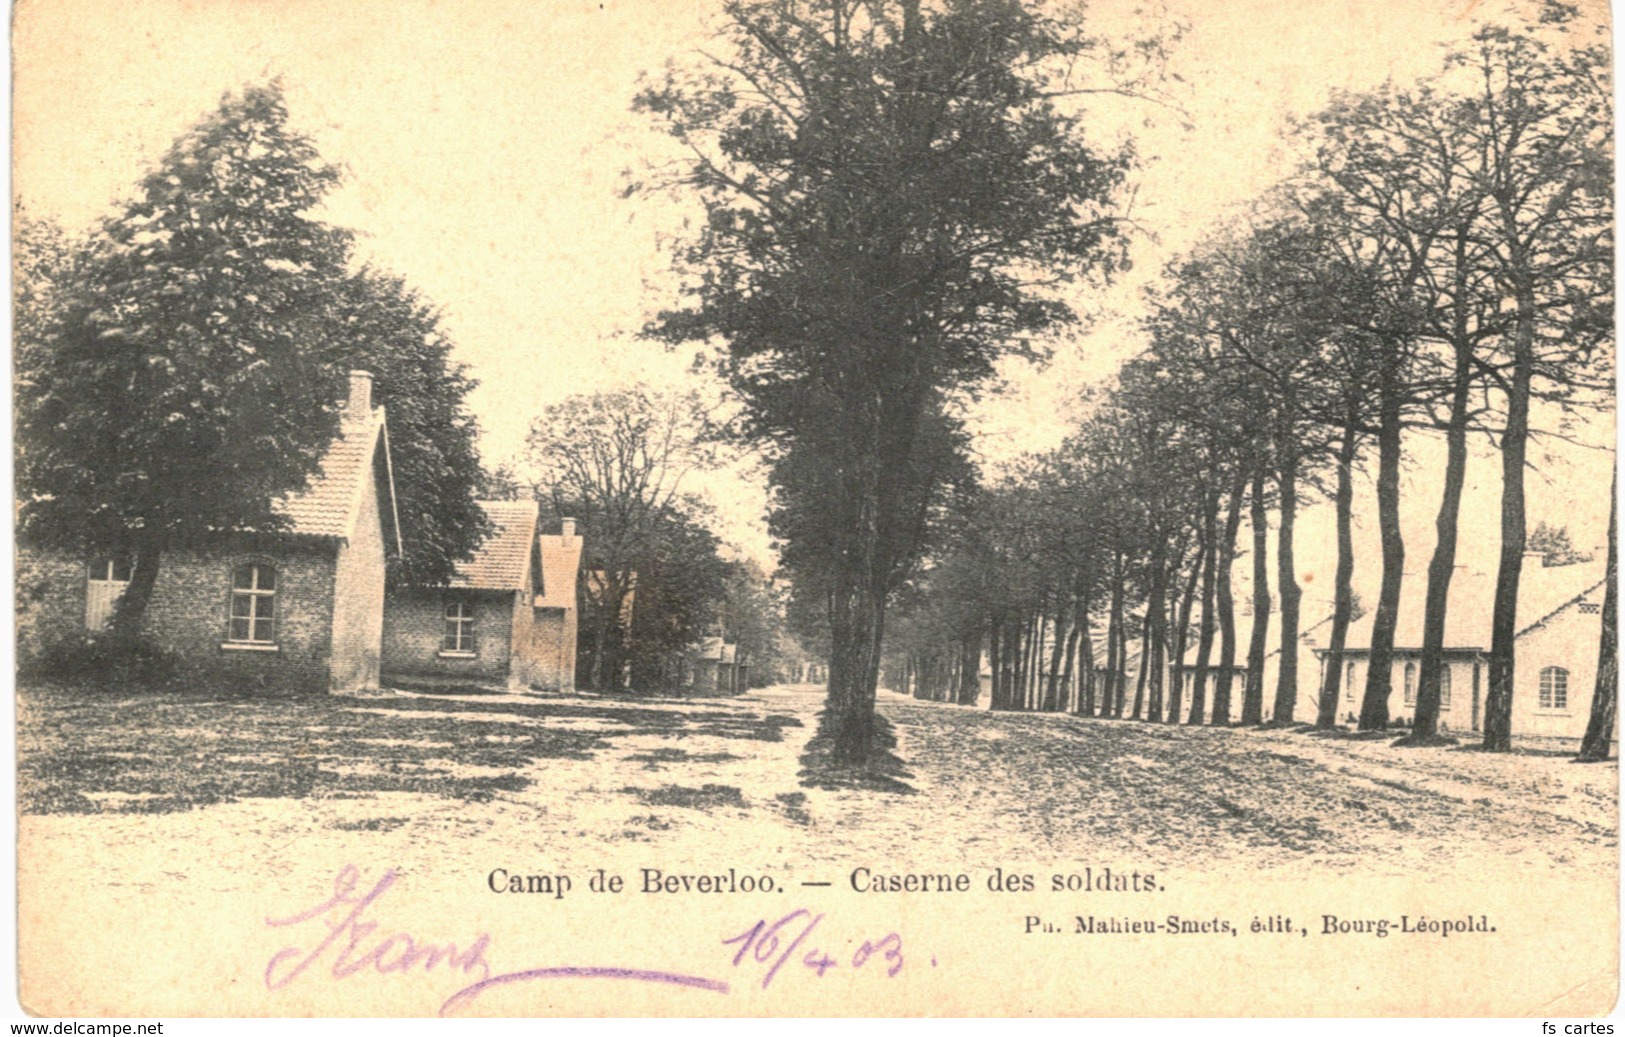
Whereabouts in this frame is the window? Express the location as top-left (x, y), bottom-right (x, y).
top-left (1345, 661), bottom-right (1358, 702)
top-left (443, 600), bottom-right (474, 654)
top-left (91, 557), bottom-right (133, 583)
top-left (1403, 662), bottom-right (1417, 706)
top-left (228, 564), bottom-right (276, 644)
top-left (1439, 665), bottom-right (1452, 709)
top-left (1539, 667), bottom-right (1569, 711)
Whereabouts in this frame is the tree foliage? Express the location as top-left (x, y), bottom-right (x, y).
top-left (525, 387), bottom-right (716, 690)
top-left (335, 268), bottom-right (490, 586)
top-left (637, 0), bottom-right (1144, 765)
top-left (17, 82), bottom-right (352, 567)
top-left (16, 81), bottom-right (492, 632)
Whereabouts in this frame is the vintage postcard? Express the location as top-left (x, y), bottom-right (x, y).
top-left (10, 0), bottom-right (1617, 1020)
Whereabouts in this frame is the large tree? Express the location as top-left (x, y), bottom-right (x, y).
top-left (637, 0), bottom-right (1144, 766)
top-left (335, 268), bottom-right (491, 586)
top-left (1467, 20), bottom-right (1612, 751)
top-left (525, 387), bottom-right (714, 691)
top-left (16, 82), bottom-right (354, 634)
top-left (1576, 474), bottom-right (1617, 763)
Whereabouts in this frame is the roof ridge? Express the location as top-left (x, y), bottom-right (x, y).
top-left (1514, 577), bottom-right (1608, 638)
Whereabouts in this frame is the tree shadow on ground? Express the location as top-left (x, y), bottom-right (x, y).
top-left (1449, 743), bottom-right (1579, 759)
top-left (1305, 728), bottom-right (1398, 741)
top-left (16, 683), bottom-right (801, 816)
top-left (798, 711), bottom-right (915, 794)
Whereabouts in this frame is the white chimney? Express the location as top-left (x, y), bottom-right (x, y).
top-left (1523, 550), bottom-right (1547, 568)
top-left (561, 517), bottom-right (577, 539)
top-left (347, 370), bottom-right (374, 418)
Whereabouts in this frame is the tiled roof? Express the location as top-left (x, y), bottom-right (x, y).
top-left (1336, 559), bottom-right (1607, 652)
top-left (275, 409), bottom-right (394, 544)
top-left (1515, 558), bottom-right (1609, 635)
top-left (534, 530), bottom-right (583, 609)
top-left (449, 501), bottom-right (539, 591)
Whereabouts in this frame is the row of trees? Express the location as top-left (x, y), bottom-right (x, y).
top-left (883, 6), bottom-right (1615, 756)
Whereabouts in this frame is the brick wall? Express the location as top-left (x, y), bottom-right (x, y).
top-left (509, 580), bottom-right (537, 687)
top-left (15, 548), bottom-right (90, 665)
top-left (142, 540), bottom-right (338, 693)
top-left (529, 607), bottom-right (576, 692)
top-left (17, 541), bottom-right (340, 693)
top-left (382, 587), bottom-right (515, 682)
top-left (329, 455), bottom-right (388, 692)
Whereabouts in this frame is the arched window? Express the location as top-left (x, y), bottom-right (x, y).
top-left (1439, 665), bottom-right (1452, 709)
top-left (1539, 667), bottom-right (1569, 711)
top-left (229, 563), bottom-right (276, 644)
top-left (1403, 662), bottom-right (1417, 706)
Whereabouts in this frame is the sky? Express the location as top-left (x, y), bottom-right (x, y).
top-left (12, 0), bottom-right (1615, 579)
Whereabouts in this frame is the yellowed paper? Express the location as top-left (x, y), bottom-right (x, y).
top-left (12, 0), bottom-right (1618, 1020)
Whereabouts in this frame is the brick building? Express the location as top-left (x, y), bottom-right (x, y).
top-left (16, 371), bottom-right (402, 693)
top-left (381, 502), bottom-right (583, 691)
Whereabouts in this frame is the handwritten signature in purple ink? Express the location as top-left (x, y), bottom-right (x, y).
top-left (724, 908), bottom-right (906, 989)
top-left (263, 865), bottom-right (731, 1015)
top-left (264, 865), bottom-right (493, 994)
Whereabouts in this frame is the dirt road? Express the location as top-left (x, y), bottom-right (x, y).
top-left (20, 682), bottom-right (1616, 883)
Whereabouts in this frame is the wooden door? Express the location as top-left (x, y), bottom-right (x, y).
top-left (85, 557), bottom-right (132, 632)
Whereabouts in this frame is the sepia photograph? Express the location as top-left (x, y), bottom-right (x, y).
top-left (10, 0), bottom-right (1617, 1019)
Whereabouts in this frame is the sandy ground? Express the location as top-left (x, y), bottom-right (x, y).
top-left (19, 681), bottom-right (1616, 883)
top-left (15, 682), bottom-right (1619, 1017)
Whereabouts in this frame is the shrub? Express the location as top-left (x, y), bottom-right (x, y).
top-left (26, 631), bottom-right (177, 687)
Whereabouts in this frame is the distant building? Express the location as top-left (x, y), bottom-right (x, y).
top-left (17, 371), bottom-right (402, 694)
top-left (1180, 609), bottom-right (1336, 724)
top-left (688, 634), bottom-right (747, 695)
top-left (381, 503), bottom-right (583, 691)
top-left (1317, 556), bottom-right (1607, 739)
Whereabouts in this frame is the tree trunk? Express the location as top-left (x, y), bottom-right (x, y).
top-left (1242, 466), bottom-right (1271, 725)
top-left (1131, 613), bottom-right (1151, 721)
top-left (1001, 614), bottom-right (1020, 709)
top-left (1115, 608), bottom-right (1130, 717)
top-left (1145, 544), bottom-right (1169, 722)
top-left (826, 564), bottom-right (886, 766)
top-left (109, 544), bottom-right (164, 640)
top-left (1189, 486), bottom-right (1220, 725)
top-left (1578, 476), bottom-right (1617, 762)
top-left (958, 629), bottom-right (982, 706)
top-left (1317, 414), bottom-right (1360, 730)
top-left (1271, 440), bottom-right (1303, 725)
top-left (1212, 468), bottom-right (1245, 726)
top-left (1046, 594), bottom-right (1071, 712)
top-left (1063, 603), bottom-right (1086, 714)
top-left (1411, 276), bottom-right (1475, 742)
top-left (1168, 541), bottom-right (1201, 725)
top-left (1106, 553), bottom-right (1125, 717)
top-left (1483, 280), bottom-right (1536, 752)
top-left (988, 621), bottom-right (1005, 710)
top-left (1360, 355), bottom-right (1405, 731)
top-left (1027, 608), bottom-right (1045, 709)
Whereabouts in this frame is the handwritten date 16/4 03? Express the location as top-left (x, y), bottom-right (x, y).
top-left (724, 909), bottom-right (910, 989)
